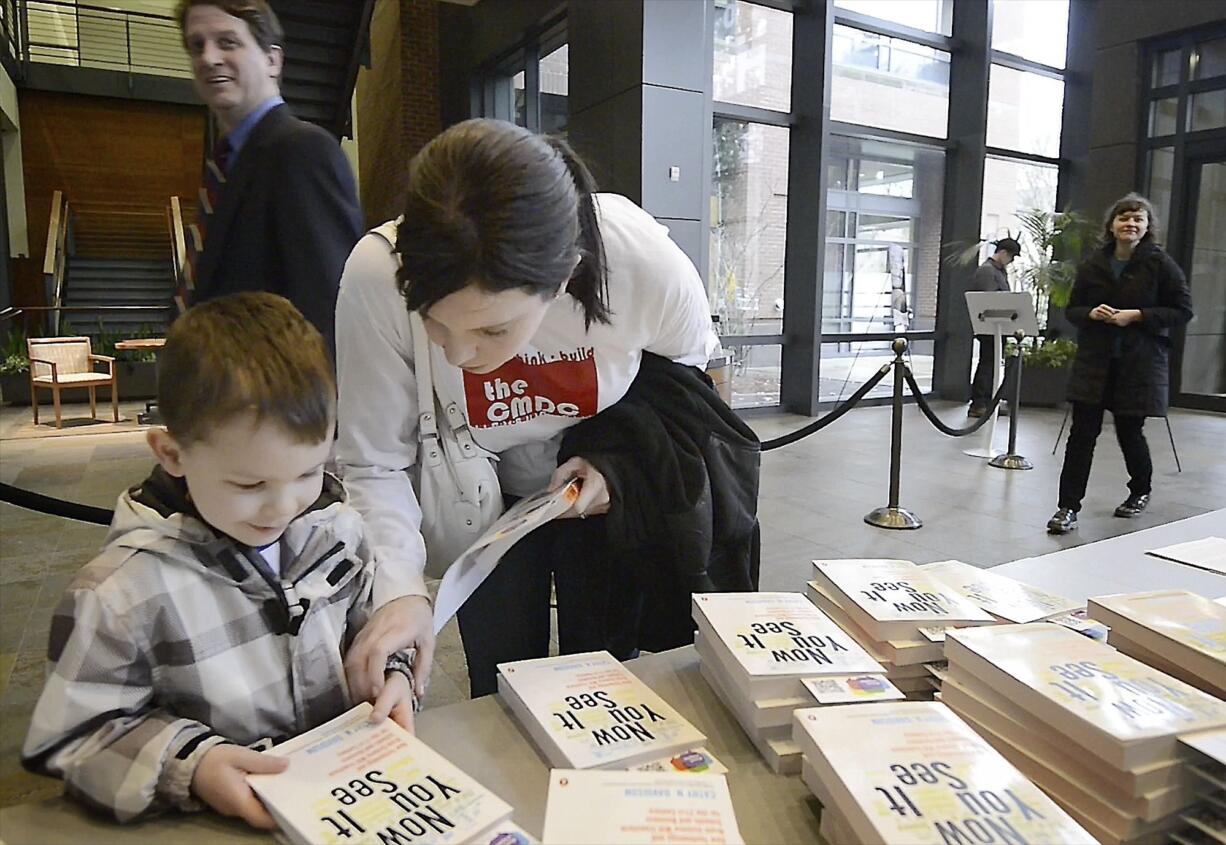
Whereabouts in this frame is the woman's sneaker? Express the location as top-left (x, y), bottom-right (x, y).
top-left (1046, 508), bottom-right (1078, 534)
top-left (1114, 494), bottom-right (1150, 518)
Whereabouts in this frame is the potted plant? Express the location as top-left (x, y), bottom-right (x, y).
top-left (0, 325), bottom-right (31, 406)
top-left (89, 322), bottom-right (160, 402)
top-left (1007, 336), bottom-right (1078, 407)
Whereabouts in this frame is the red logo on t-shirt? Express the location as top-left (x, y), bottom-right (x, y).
top-left (463, 349), bottom-right (599, 428)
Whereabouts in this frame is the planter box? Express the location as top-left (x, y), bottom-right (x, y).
top-left (1019, 361), bottom-right (1071, 407)
top-left (0, 361), bottom-right (157, 406)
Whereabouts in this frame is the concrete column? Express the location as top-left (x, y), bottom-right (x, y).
top-left (567, 0), bottom-right (711, 274)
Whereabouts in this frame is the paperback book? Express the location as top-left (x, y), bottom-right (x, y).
top-left (811, 559), bottom-right (994, 642)
top-left (247, 703), bottom-right (513, 845)
top-left (691, 592), bottom-right (883, 700)
top-left (791, 701), bottom-right (1096, 844)
top-left (804, 582), bottom-right (945, 666)
top-left (540, 769), bottom-right (744, 844)
top-left (945, 623), bottom-right (1226, 771)
top-left (497, 651), bottom-right (705, 770)
top-left (922, 559), bottom-right (1082, 623)
top-left (434, 481), bottom-right (579, 632)
top-left (1088, 590), bottom-right (1226, 698)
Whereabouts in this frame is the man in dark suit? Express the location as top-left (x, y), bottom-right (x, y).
top-left (178, 0), bottom-right (362, 356)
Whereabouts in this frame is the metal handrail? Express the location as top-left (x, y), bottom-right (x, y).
top-left (23, 0), bottom-right (188, 79)
top-left (41, 190), bottom-right (70, 335)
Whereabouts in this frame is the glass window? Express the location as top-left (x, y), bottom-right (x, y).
top-left (819, 339), bottom-right (933, 403)
top-left (713, 0), bottom-right (792, 112)
top-left (1149, 97), bottom-right (1178, 137)
top-left (831, 25), bottom-right (951, 138)
top-left (979, 155), bottom-right (1058, 294)
top-left (1152, 48), bottom-right (1182, 87)
top-left (710, 119), bottom-right (790, 338)
top-left (833, 0), bottom-right (953, 36)
top-left (1181, 160), bottom-right (1226, 398)
top-left (1147, 147), bottom-right (1175, 229)
top-left (825, 137), bottom-right (945, 336)
top-left (1188, 89), bottom-right (1226, 132)
top-left (512, 70), bottom-right (527, 127)
top-left (990, 0), bottom-right (1069, 69)
top-left (540, 44), bottom-right (569, 135)
top-left (728, 343), bottom-right (781, 409)
top-left (1193, 36), bottom-right (1226, 80)
top-left (987, 65), bottom-right (1064, 157)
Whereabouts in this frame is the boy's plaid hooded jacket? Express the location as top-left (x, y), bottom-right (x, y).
top-left (22, 466), bottom-right (397, 822)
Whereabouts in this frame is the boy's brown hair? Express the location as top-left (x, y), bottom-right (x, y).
top-left (175, 0), bottom-right (284, 52)
top-left (158, 293), bottom-right (334, 447)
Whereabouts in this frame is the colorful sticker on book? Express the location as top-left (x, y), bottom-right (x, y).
top-left (633, 747), bottom-right (728, 776)
top-left (1047, 609), bottom-right (1110, 641)
top-left (802, 674), bottom-right (906, 704)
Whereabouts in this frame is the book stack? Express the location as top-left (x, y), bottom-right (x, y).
top-left (1087, 589), bottom-right (1226, 699)
top-left (805, 559), bottom-right (995, 698)
top-left (921, 559), bottom-right (1083, 623)
top-left (1176, 730), bottom-right (1226, 845)
top-left (497, 651), bottom-right (706, 770)
top-left (540, 769), bottom-right (744, 844)
top-left (691, 592), bottom-right (893, 775)
top-left (247, 703), bottom-right (515, 845)
top-left (941, 623), bottom-right (1226, 844)
top-left (792, 700), bottom-right (1096, 844)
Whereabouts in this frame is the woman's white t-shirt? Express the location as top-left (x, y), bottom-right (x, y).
top-left (335, 193), bottom-right (716, 601)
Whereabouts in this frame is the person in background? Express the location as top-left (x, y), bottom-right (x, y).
top-left (177, 0), bottom-right (362, 356)
top-left (1047, 193), bottom-right (1193, 535)
top-left (967, 236), bottom-right (1021, 417)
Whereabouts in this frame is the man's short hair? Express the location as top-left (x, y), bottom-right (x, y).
top-left (991, 237), bottom-right (1022, 257)
top-left (175, 0), bottom-right (284, 52)
top-left (158, 293), bottom-right (334, 447)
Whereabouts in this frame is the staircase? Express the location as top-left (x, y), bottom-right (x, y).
top-left (275, 0), bottom-right (375, 137)
top-left (60, 258), bottom-right (174, 336)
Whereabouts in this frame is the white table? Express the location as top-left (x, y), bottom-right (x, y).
top-left (0, 647), bottom-right (821, 845)
top-left (991, 509), bottom-right (1226, 601)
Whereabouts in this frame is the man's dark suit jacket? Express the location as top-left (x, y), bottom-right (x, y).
top-left (193, 104), bottom-right (363, 356)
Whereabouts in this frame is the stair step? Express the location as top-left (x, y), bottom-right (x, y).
top-left (69, 278), bottom-right (172, 287)
top-left (284, 42), bottom-right (348, 65)
top-left (70, 258), bottom-right (170, 266)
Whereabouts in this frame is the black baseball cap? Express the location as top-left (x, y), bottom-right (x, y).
top-left (991, 237), bottom-right (1021, 256)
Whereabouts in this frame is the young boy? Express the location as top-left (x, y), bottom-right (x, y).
top-left (22, 293), bottom-right (416, 828)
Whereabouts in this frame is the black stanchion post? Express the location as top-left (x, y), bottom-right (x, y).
top-left (989, 329), bottom-right (1033, 471)
top-left (865, 338), bottom-right (922, 530)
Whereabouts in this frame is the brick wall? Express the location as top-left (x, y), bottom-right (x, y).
top-left (355, 0), bottom-right (442, 227)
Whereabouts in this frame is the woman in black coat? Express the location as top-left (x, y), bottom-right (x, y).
top-left (1047, 193), bottom-right (1194, 535)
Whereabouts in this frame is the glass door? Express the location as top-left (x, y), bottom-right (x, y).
top-left (1175, 156), bottom-right (1226, 411)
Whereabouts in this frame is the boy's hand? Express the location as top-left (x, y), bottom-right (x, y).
top-left (1089, 304), bottom-right (1118, 321)
top-left (191, 744), bottom-right (287, 830)
top-left (370, 671), bottom-right (416, 733)
top-left (346, 595), bottom-right (434, 703)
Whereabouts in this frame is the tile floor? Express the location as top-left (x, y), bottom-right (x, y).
top-left (1, 399), bottom-right (1223, 808)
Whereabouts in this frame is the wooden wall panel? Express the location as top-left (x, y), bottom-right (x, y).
top-left (12, 89), bottom-right (206, 306)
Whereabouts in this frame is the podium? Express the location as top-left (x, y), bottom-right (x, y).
top-left (963, 291), bottom-right (1039, 459)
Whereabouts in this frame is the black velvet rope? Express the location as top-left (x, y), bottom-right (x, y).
top-left (761, 364), bottom-right (892, 452)
top-left (903, 357), bottom-right (1017, 438)
top-left (0, 482), bottom-right (114, 525)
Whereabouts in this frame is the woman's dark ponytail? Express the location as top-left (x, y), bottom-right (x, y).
top-left (544, 136), bottom-right (611, 327)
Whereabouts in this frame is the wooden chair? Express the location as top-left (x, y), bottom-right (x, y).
top-left (27, 337), bottom-right (119, 429)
